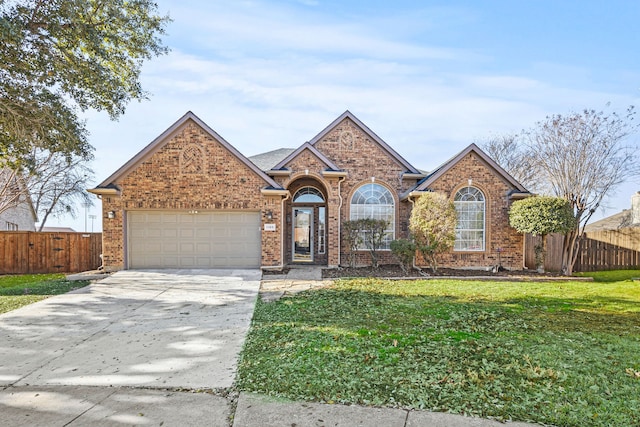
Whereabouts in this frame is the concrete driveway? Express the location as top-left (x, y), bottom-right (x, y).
top-left (0, 269), bottom-right (261, 426)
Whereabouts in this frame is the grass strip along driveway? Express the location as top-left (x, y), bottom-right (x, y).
top-left (0, 274), bottom-right (89, 314)
top-left (238, 271), bottom-right (640, 427)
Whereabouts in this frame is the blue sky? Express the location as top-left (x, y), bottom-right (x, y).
top-left (53, 0), bottom-right (639, 231)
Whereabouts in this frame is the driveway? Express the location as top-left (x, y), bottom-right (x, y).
top-left (0, 269), bottom-right (260, 426)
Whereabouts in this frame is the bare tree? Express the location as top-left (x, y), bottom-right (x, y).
top-left (479, 133), bottom-right (541, 191)
top-left (25, 149), bottom-right (94, 231)
top-left (526, 106), bottom-right (639, 275)
top-left (0, 168), bottom-right (32, 217)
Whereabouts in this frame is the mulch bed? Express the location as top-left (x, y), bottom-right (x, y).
top-left (261, 264), bottom-right (566, 279)
top-left (321, 264), bottom-right (562, 279)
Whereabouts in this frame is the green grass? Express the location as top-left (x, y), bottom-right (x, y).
top-left (0, 274), bottom-right (89, 314)
top-left (575, 269), bottom-right (640, 283)
top-left (238, 276), bottom-right (640, 426)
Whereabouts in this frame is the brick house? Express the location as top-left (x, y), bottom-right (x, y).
top-left (89, 111), bottom-right (530, 271)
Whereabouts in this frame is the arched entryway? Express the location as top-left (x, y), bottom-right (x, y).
top-left (286, 178), bottom-right (328, 265)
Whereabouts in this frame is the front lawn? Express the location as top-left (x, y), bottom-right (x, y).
top-left (238, 274), bottom-right (640, 426)
top-left (0, 274), bottom-right (89, 314)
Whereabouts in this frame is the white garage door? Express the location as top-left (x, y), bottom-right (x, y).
top-left (127, 211), bottom-right (261, 269)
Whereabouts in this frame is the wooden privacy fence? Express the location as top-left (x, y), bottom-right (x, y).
top-left (525, 228), bottom-right (640, 272)
top-left (0, 232), bottom-right (102, 274)
top-left (575, 228), bottom-right (640, 272)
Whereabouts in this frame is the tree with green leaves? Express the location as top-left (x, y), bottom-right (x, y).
top-left (409, 192), bottom-right (457, 273)
top-left (0, 0), bottom-right (170, 166)
top-left (509, 196), bottom-right (576, 272)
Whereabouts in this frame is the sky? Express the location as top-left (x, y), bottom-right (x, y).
top-left (47, 0), bottom-right (640, 232)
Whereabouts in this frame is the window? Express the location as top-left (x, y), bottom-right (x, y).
top-left (293, 187), bottom-right (324, 203)
top-left (318, 207), bottom-right (326, 254)
top-left (6, 222), bottom-right (18, 231)
top-left (454, 187), bottom-right (485, 251)
top-left (350, 183), bottom-right (395, 249)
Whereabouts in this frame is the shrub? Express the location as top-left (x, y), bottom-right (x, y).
top-left (509, 196), bottom-right (575, 272)
top-left (409, 192), bottom-right (457, 272)
top-left (390, 239), bottom-right (416, 274)
top-left (342, 220), bottom-right (362, 268)
top-left (358, 218), bottom-right (389, 268)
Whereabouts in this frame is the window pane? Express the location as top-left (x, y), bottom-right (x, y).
top-left (350, 183), bottom-right (395, 250)
top-left (293, 187), bottom-right (324, 203)
top-left (318, 207), bottom-right (326, 254)
top-left (453, 187), bottom-right (485, 251)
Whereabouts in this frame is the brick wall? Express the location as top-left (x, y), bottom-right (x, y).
top-left (99, 121), bottom-right (281, 270)
top-left (312, 118), bottom-right (419, 267)
top-left (424, 151), bottom-right (524, 270)
top-left (98, 115), bottom-right (524, 271)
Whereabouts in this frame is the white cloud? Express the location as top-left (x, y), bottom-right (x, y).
top-left (51, 0), bottom-right (639, 231)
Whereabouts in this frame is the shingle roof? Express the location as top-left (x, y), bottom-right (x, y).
top-left (248, 148), bottom-right (297, 171)
top-left (584, 210), bottom-right (632, 232)
top-left (271, 143), bottom-right (342, 171)
top-left (404, 143), bottom-right (529, 199)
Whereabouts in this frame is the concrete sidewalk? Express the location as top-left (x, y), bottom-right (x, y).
top-left (233, 392), bottom-right (537, 427)
top-left (0, 387), bottom-right (538, 426)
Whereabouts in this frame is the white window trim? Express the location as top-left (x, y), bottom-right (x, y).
top-left (453, 187), bottom-right (486, 252)
top-left (349, 183), bottom-right (395, 251)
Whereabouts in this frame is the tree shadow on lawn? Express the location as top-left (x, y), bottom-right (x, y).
top-left (242, 288), bottom-right (640, 425)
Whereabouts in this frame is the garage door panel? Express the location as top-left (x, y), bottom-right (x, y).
top-left (127, 211), bottom-right (261, 269)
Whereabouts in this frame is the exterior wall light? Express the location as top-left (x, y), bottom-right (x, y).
top-left (107, 211), bottom-right (115, 219)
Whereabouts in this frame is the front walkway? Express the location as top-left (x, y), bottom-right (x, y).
top-left (260, 266), bottom-right (332, 302)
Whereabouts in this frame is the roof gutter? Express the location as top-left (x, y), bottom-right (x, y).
top-left (260, 188), bottom-right (288, 196)
top-left (87, 188), bottom-right (120, 196)
top-left (400, 190), bottom-right (429, 202)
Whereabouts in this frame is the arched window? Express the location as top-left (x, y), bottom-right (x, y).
top-left (293, 187), bottom-right (324, 203)
top-left (350, 183), bottom-right (395, 249)
top-left (454, 187), bottom-right (485, 251)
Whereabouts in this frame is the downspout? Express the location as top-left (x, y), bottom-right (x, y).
top-left (408, 194), bottom-right (419, 271)
top-left (337, 175), bottom-right (346, 267)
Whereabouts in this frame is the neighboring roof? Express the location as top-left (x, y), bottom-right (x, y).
top-left (272, 142), bottom-right (342, 171)
top-left (92, 111), bottom-right (282, 191)
top-left (248, 148), bottom-right (296, 171)
top-left (0, 168), bottom-right (38, 222)
top-left (405, 143), bottom-right (529, 198)
top-left (584, 210), bottom-right (633, 232)
top-left (41, 226), bottom-right (76, 232)
top-left (308, 110), bottom-right (421, 174)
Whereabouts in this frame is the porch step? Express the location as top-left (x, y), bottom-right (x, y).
top-left (284, 266), bottom-right (323, 281)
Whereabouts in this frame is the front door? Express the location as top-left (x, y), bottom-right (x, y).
top-left (293, 207), bottom-right (313, 262)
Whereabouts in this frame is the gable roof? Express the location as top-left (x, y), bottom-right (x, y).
top-left (308, 110), bottom-right (421, 174)
top-left (404, 143), bottom-right (529, 198)
top-left (271, 142), bottom-right (342, 171)
top-left (91, 111), bottom-right (282, 192)
top-left (248, 148), bottom-right (296, 171)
